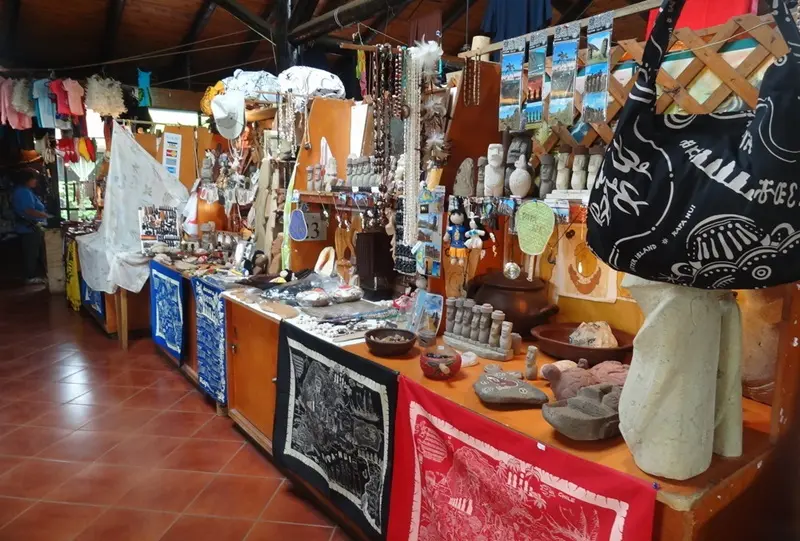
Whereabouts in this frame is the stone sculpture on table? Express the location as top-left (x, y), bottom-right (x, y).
top-left (543, 384), bottom-right (622, 441)
top-left (474, 364), bottom-right (548, 407)
top-left (525, 346), bottom-right (538, 380)
top-left (569, 321), bottom-right (618, 350)
top-left (541, 359), bottom-right (628, 401)
top-left (539, 359), bottom-right (578, 379)
top-left (443, 298), bottom-right (514, 360)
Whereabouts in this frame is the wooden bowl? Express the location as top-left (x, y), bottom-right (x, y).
top-left (530, 323), bottom-right (634, 364)
top-left (365, 329), bottom-right (417, 357)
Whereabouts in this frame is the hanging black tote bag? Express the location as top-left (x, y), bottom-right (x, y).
top-left (587, 0), bottom-right (800, 289)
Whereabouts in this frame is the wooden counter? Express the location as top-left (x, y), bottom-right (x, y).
top-left (224, 297), bottom-right (281, 453)
top-left (221, 293), bottom-right (792, 541)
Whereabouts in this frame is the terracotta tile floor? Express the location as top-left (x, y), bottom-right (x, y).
top-left (0, 288), bottom-right (353, 541)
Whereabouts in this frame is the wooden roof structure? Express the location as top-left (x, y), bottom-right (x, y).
top-left (0, 0), bottom-right (653, 90)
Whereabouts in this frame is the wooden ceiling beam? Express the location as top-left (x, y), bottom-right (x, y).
top-left (442, 0), bottom-right (479, 32)
top-left (216, 0), bottom-right (292, 71)
top-left (289, 0), bottom-right (319, 28)
top-left (359, 0), bottom-right (417, 43)
top-left (0, 0), bottom-right (21, 64)
top-left (100, 0), bottom-right (128, 62)
top-left (236, 1), bottom-right (274, 66)
top-left (288, 0), bottom-right (414, 44)
top-left (171, 0), bottom-right (218, 83)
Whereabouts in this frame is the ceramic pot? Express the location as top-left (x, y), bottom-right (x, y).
top-left (420, 344), bottom-right (461, 380)
top-left (467, 272), bottom-right (559, 333)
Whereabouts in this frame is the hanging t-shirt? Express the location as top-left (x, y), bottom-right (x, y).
top-left (32, 79), bottom-right (57, 129)
top-left (646, 0), bottom-right (753, 36)
top-left (62, 79), bottom-right (85, 116)
top-left (137, 69), bottom-right (152, 107)
top-left (481, 0), bottom-right (552, 43)
top-left (50, 79), bottom-right (72, 116)
top-left (0, 79), bottom-right (32, 130)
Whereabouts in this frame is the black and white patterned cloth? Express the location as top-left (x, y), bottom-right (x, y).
top-left (588, 0), bottom-right (800, 290)
top-left (273, 321), bottom-right (397, 540)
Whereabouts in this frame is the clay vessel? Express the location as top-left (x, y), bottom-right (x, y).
top-left (530, 322), bottom-right (634, 365)
top-left (467, 272), bottom-right (558, 332)
top-left (420, 344), bottom-right (461, 380)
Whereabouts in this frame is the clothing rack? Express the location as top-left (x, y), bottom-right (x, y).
top-left (459, 0), bottom-right (662, 59)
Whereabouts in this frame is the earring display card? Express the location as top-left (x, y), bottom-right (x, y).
top-left (498, 37), bottom-right (527, 132)
top-left (583, 13), bottom-right (613, 123)
top-left (524, 31), bottom-right (548, 131)
top-left (138, 206), bottom-right (180, 251)
top-left (549, 22), bottom-right (580, 126)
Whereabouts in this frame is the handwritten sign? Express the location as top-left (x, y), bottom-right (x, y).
top-left (516, 201), bottom-right (555, 255)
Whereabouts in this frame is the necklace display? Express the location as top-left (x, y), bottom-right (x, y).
top-left (401, 48), bottom-right (423, 247)
top-left (277, 92), bottom-right (296, 158)
top-left (371, 44), bottom-right (394, 179)
top-left (463, 57), bottom-right (481, 107)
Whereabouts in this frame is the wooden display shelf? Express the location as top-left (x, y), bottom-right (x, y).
top-left (86, 288), bottom-right (150, 347)
top-left (220, 291), bottom-right (797, 541)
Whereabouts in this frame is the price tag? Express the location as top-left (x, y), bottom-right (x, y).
top-left (351, 186), bottom-right (359, 193)
top-left (371, 186), bottom-right (380, 193)
top-left (300, 213), bottom-right (327, 242)
top-left (516, 201), bottom-right (555, 256)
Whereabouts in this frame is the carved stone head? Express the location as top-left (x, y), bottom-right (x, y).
top-left (487, 144), bottom-right (504, 167)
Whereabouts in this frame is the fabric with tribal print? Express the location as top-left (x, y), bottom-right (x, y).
top-left (587, 0), bottom-right (800, 289)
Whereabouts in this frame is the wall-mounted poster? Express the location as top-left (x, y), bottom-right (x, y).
top-left (415, 187), bottom-right (445, 278)
top-left (524, 31), bottom-right (548, 130)
top-left (161, 132), bottom-right (181, 178)
top-left (498, 37), bottom-right (526, 131)
top-left (583, 13), bottom-right (614, 123)
top-left (138, 206), bottom-right (180, 251)
top-left (549, 22), bottom-right (580, 126)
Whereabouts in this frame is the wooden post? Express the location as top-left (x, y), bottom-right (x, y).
top-left (118, 288), bottom-right (129, 351)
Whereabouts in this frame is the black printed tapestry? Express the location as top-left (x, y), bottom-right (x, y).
top-left (273, 321), bottom-right (398, 540)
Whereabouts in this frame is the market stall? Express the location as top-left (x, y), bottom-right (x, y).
top-left (34, 0), bottom-right (793, 538)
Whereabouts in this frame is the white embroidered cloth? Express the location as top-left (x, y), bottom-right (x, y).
top-left (77, 123), bottom-right (188, 293)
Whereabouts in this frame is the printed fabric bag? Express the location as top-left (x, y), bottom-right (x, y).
top-left (587, 0), bottom-right (800, 289)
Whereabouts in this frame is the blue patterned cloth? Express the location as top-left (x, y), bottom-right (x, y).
top-left (192, 277), bottom-right (227, 405)
top-left (80, 277), bottom-right (105, 320)
top-left (149, 261), bottom-right (185, 360)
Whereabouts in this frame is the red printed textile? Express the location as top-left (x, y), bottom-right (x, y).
top-left (388, 376), bottom-right (656, 541)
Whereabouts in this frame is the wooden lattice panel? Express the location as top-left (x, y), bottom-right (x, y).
top-left (529, 11), bottom-right (793, 163)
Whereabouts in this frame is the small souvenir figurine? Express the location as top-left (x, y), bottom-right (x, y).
top-left (570, 145), bottom-right (589, 190)
top-left (443, 208), bottom-right (468, 265)
top-left (555, 144), bottom-right (572, 191)
top-left (537, 154), bottom-right (556, 198)
top-left (484, 144), bottom-right (504, 197)
top-left (587, 146), bottom-right (605, 191)
top-left (465, 214), bottom-right (487, 258)
top-left (509, 154), bottom-right (532, 197)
